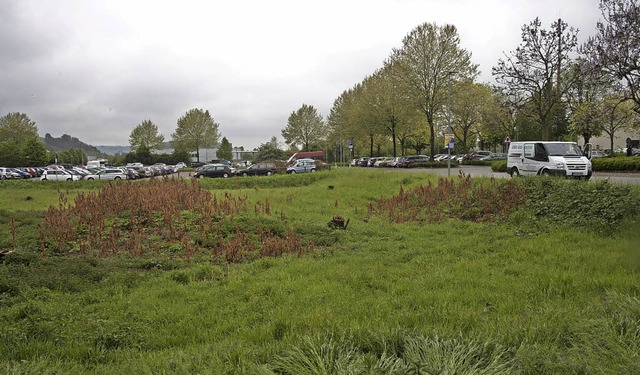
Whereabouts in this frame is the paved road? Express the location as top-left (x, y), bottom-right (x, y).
top-left (401, 165), bottom-right (640, 184)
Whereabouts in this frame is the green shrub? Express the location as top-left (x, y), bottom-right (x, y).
top-left (408, 161), bottom-right (458, 169)
top-left (491, 160), bottom-right (507, 172)
top-left (460, 160), bottom-right (492, 166)
top-left (592, 156), bottom-right (640, 171)
top-left (518, 177), bottom-right (640, 233)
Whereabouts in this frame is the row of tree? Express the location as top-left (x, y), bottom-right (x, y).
top-left (276, 0), bottom-right (640, 162)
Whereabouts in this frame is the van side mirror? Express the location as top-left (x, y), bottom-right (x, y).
top-left (584, 144), bottom-right (592, 160)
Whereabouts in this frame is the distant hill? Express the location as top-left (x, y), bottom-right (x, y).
top-left (43, 133), bottom-right (109, 158)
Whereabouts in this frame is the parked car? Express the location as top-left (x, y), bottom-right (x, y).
top-left (194, 164), bottom-right (232, 178)
top-left (357, 157), bottom-right (370, 167)
top-left (374, 157), bottom-right (395, 167)
top-left (367, 157), bottom-right (379, 167)
top-left (233, 162), bottom-right (278, 177)
top-left (40, 169), bottom-right (80, 181)
top-left (9, 168), bottom-right (31, 179)
top-left (399, 155), bottom-right (429, 167)
top-left (469, 151), bottom-right (492, 160)
top-left (0, 167), bottom-right (21, 179)
top-left (479, 153), bottom-right (507, 161)
top-left (433, 154), bottom-right (448, 162)
top-left (124, 167), bottom-right (140, 179)
top-left (591, 150), bottom-right (606, 158)
top-left (84, 168), bottom-right (128, 180)
top-left (286, 158), bottom-right (318, 174)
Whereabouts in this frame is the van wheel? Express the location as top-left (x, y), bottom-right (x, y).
top-left (222, 173), bottom-right (229, 178)
top-left (541, 169), bottom-right (551, 176)
top-left (310, 169), bottom-right (316, 173)
top-left (198, 174), bottom-right (204, 178)
top-left (242, 172), bottom-right (248, 177)
top-left (510, 167), bottom-right (520, 177)
top-left (266, 171), bottom-right (272, 176)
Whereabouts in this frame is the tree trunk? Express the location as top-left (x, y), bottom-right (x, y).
top-left (369, 134), bottom-right (374, 157)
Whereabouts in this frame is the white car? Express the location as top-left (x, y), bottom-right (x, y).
top-left (40, 169), bottom-right (80, 181)
top-left (0, 167), bottom-right (22, 179)
top-left (84, 168), bottom-right (128, 180)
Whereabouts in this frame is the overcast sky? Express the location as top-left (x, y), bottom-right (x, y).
top-left (1, 0), bottom-right (602, 149)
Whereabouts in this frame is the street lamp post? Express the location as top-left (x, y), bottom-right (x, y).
top-left (447, 71), bottom-right (456, 177)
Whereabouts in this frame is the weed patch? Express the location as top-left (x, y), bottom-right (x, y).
top-left (36, 178), bottom-right (316, 261)
top-left (368, 174), bottom-right (526, 223)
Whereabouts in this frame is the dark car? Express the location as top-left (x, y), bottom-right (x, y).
top-left (194, 164), bottom-right (232, 178)
top-left (399, 155), bottom-right (429, 167)
top-left (357, 157), bottom-right (370, 167)
top-left (233, 163), bottom-right (277, 177)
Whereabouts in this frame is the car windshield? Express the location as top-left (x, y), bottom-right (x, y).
top-left (544, 143), bottom-right (583, 156)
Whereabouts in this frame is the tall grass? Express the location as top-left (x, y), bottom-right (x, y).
top-left (1, 169), bottom-right (639, 373)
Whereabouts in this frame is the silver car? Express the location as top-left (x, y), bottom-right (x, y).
top-left (40, 169), bottom-right (80, 181)
top-left (84, 168), bottom-right (127, 180)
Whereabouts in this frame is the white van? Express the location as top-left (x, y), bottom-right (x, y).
top-left (507, 141), bottom-right (592, 179)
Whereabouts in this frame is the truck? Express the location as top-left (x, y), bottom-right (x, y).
top-left (507, 141), bottom-right (592, 180)
top-left (286, 151), bottom-right (325, 164)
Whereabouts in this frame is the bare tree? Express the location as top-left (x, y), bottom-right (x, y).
top-left (492, 18), bottom-right (579, 140)
top-left (585, 0), bottom-right (640, 114)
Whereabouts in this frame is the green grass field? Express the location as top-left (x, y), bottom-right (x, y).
top-left (1, 170), bottom-right (639, 374)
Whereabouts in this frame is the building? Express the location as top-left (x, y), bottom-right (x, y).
top-left (589, 128), bottom-right (640, 153)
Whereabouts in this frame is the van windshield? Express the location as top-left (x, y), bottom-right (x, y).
top-left (544, 143), bottom-right (583, 157)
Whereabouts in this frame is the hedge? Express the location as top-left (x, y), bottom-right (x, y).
top-left (407, 161), bottom-right (459, 169)
top-left (490, 157), bottom-right (640, 172)
top-left (592, 156), bottom-right (640, 171)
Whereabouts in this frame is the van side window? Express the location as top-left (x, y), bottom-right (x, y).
top-left (524, 143), bottom-right (534, 159)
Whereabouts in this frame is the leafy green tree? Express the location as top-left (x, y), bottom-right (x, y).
top-left (131, 144), bottom-right (153, 165)
top-left (171, 109), bottom-right (221, 163)
top-left (586, 0), bottom-right (640, 114)
top-left (59, 148), bottom-right (88, 165)
top-left (0, 141), bottom-right (21, 167)
top-left (0, 112), bottom-right (41, 167)
top-left (570, 101), bottom-right (602, 144)
top-left (254, 136), bottom-right (288, 161)
top-left (129, 119), bottom-right (165, 151)
top-left (217, 137), bottom-right (233, 161)
top-left (0, 112), bottom-right (38, 144)
top-left (171, 148), bottom-right (191, 165)
top-left (22, 137), bottom-right (49, 166)
top-left (362, 65), bottom-right (417, 157)
top-left (282, 104), bottom-right (327, 151)
top-left (600, 96), bottom-right (640, 152)
top-left (493, 18), bottom-right (579, 140)
top-left (389, 22), bottom-right (478, 160)
top-left (450, 82), bottom-right (494, 152)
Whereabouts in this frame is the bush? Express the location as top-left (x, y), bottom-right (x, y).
top-left (518, 177), bottom-right (640, 233)
top-left (460, 160), bottom-right (492, 166)
top-left (407, 161), bottom-right (458, 169)
top-left (491, 160), bottom-right (507, 172)
top-left (592, 156), bottom-right (640, 171)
